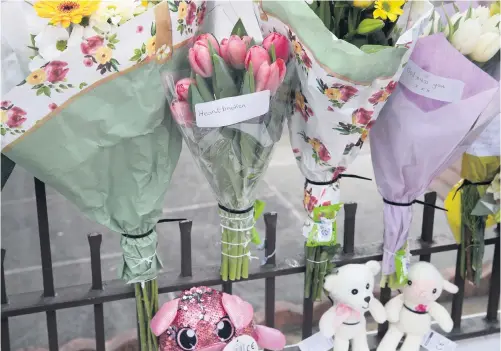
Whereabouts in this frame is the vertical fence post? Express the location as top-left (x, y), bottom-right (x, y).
top-left (451, 226), bottom-right (468, 330)
top-left (179, 221), bottom-right (193, 277)
top-left (377, 285), bottom-right (392, 338)
top-left (264, 213), bottom-right (277, 335)
top-left (1, 249), bottom-right (10, 351)
top-left (88, 233), bottom-right (106, 351)
top-left (420, 192), bottom-right (436, 262)
top-left (343, 203), bottom-right (357, 254)
top-left (34, 178), bottom-right (59, 351)
top-left (486, 225), bottom-right (500, 322)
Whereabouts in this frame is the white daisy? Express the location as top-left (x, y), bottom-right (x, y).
top-left (156, 44), bottom-right (171, 61)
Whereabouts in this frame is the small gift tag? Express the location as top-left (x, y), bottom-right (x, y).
top-left (421, 330), bottom-right (457, 351)
top-left (223, 335), bottom-right (260, 351)
top-left (298, 332), bottom-right (334, 351)
top-left (317, 218), bottom-right (333, 243)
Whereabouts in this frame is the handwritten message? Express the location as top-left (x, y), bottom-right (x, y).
top-left (400, 60), bottom-right (464, 103)
top-left (195, 90), bottom-right (270, 127)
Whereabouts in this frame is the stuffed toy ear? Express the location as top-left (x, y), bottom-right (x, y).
top-left (254, 325), bottom-right (286, 350)
top-left (443, 280), bottom-right (459, 294)
top-left (324, 273), bottom-right (337, 293)
top-left (222, 293), bottom-right (254, 329)
top-left (150, 298), bottom-right (179, 336)
top-left (365, 261), bottom-right (381, 276)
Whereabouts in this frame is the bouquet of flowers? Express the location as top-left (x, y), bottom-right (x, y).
top-left (253, 0), bottom-right (433, 300)
top-left (163, 20), bottom-right (293, 281)
top-left (370, 2), bottom-right (500, 288)
top-left (1, 1), bottom-right (207, 349)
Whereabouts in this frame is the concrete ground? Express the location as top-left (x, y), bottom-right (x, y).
top-left (1, 132), bottom-right (497, 350)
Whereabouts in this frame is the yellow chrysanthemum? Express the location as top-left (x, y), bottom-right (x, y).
top-left (178, 1), bottom-right (188, 20)
top-left (491, 1), bottom-right (500, 16)
top-left (325, 88), bottom-right (341, 101)
top-left (34, 0), bottom-right (100, 28)
top-left (27, 69), bottom-right (47, 85)
top-left (95, 46), bottom-right (113, 64)
top-left (373, 0), bottom-right (405, 22)
top-left (141, 0), bottom-right (148, 6)
top-left (146, 36), bottom-right (157, 55)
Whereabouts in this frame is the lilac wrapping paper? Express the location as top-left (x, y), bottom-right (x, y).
top-left (370, 34), bottom-right (500, 276)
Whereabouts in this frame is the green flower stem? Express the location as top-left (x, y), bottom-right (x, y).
top-left (135, 284), bottom-right (147, 351)
top-left (221, 228), bottom-right (229, 281)
top-left (229, 227), bottom-right (238, 281)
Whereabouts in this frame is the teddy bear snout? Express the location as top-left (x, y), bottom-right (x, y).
top-left (364, 296), bottom-right (371, 303)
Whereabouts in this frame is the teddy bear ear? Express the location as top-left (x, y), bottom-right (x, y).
top-left (365, 261), bottom-right (381, 276)
top-left (324, 274), bottom-right (338, 292)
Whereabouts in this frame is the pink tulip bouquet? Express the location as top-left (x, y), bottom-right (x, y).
top-left (163, 20), bottom-right (293, 281)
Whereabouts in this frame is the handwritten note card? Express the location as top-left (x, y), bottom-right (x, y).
top-left (400, 60), bottom-right (464, 103)
top-left (195, 90), bottom-right (270, 128)
top-left (421, 330), bottom-right (457, 351)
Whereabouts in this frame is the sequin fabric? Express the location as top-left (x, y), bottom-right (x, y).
top-left (159, 287), bottom-right (257, 351)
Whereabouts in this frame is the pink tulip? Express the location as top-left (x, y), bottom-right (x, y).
top-left (262, 32), bottom-right (290, 62)
top-left (175, 78), bottom-right (195, 101)
top-left (220, 35), bottom-right (252, 69)
top-left (194, 33), bottom-right (220, 54)
top-left (244, 45), bottom-right (270, 75)
top-left (188, 42), bottom-right (213, 78)
top-left (255, 58), bottom-right (286, 96)
top-left (170, 100), bottom-right (193, 127)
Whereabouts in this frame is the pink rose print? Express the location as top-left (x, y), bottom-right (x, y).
top-left (196, 2), bottom-right (206, 26)
top-left (81, 36), bottom-right (104, 55)
top-left (321, 201), bottom-right (332, 207)
top-left (318, 145), bottom-right (331, 162)
top-left (49, 103), bottom-right (58, 111)
top-left (338, 84), bottom-right (358, 102)
top-left (368, 90), bottom-right (384, 105)
top-left (83, 58), bottom-right (93, 67)
top-left (137, 25), bottom-right (144, 33)
top-left (6, 106), bottom-right (27, 128)
top-left (301, 52), bottom-right (312, 68)
top-left (293, 148), bottom-right (300, 154)
top-left (369, 81), bottom-right (397, 105)
top-left (186, 2), bottom-right (196, 25)
top-left (332, 166), bottom-right (346, 180)
top-left (44, 61), bottom-right (69, 83)
top-left (303, 188), bottom-right (318, 212)
top-left (1, 101), bottom-right (12, 109)
top-left (327, 106), bottom-right (334, 112)
top-left (386, 81), bottom-right (397, 94)
top-left (415, 304), bottom-right (428, 313)
top-left (352, 108), bottom-right (373, 125)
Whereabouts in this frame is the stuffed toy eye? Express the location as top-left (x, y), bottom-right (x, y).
top-left (351, 289), bottom-right (358, 295)
top-left (432, 288), bottom-right (437, 294)
top-left (216, 316), bottom-right (235, 341)
top-left (366, 283), bottom-right (370, 289)
top-left (177, 328), bottom-right (197, 350)
top-left (407, 280), bottom-right (412, 286)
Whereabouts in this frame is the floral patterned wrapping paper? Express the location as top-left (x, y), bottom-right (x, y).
top-left (253, 0), bottom-right (433, 243)
top-left (0, 0), bottom-right (207, 283)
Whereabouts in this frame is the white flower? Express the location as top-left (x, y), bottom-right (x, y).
top-left (482, 14), bottom-right (500, 34)
top-left (470, 32), bottom-right (500, 62)
top-left (473, 6), bottom-right (490, 24)
top-left (35, 26), bottom-right (71, 61)
top-left (451, 18), bottom-right (483, 55)
top-left (156, 44), bottom-right (170, 61)
top-left (94, 0), bottom-right (135, 26)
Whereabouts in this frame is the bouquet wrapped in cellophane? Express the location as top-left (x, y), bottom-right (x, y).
top-left (1, 1), bottom-right (208, 349)
top-left (370, 2), bottom-right (500, 288)
top-left (162, 19), bottom-right (294, 281)
top-left (253, 0), bottom-right (433, 300)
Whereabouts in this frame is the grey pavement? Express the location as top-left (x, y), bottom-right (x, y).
top-left (1, 132), bottom-right (497, 349)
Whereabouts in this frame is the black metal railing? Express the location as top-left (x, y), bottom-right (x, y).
top-left (1, 180), bottom-right (500, 350)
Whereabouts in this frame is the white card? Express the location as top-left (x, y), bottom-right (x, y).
top-left (223, 335), bottom-right (260, 351)
top-left (298, 332), bottom-right (334, 351)
top-left (195, 90), bottom-right (270, 128)
top-left (421, 330), bottom-right (457, 351)
top-left (400, 60), bottom-right (464, 103)
top-left (317, 219), bottom-right (333, 243)
top-left (467, 114), bottom-right (501, 157)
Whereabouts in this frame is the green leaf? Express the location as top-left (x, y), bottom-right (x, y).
top-left (231, 18), bottom-right (248, 37)
top-left (466, 4), bottom-right (473, 20)
top-left (177, 24), bottom-right (182, 32)
top-left (109, 38), bottom-right (120, 44)
top-left (107, 43), bottom-right (116, 49)
top-left (32, 84), bottom-right (44, 89)
top-left (79, 82), bottom-right (88, 89)
top-left (212, 55), bottom-right (238, 99)
top-left (0, 128), bottom-right (5, 136)
top-left (92, 26), bottom-right (104, 35)
top-left (36, 87), bottom-right (44, 96)
top-left (241, 63), bottom-right (255, 95)
top-left (110, 58), bottom-right (120, 66)
top-left (453, 2), bottom-right (460, 13)
top-left (357, 18), bottom-right (385, 35)
top-left (59, 84), bottom-right (67, 89)
top-left (359, 44), bottom-right (388, 54)
top-left (67, 84), bottom-right (73, 88)
top-left (442, 5), bottom-right (454, 40)
top-left (195, 74), bottom-right (214, 102)
top-left (16, 79), bottom-right (26, 86)
top-left (43, 86), bottom-right (51, 97)
top-left (108, 34), bottom-right (117, 42)
top-left (269, 44), bottom-right (276, 63)
top-left (27, 46), bottom-right (39, 51)
top-left (151, 22), bottom-right (156, 36)
top-left (141, 43), bottom-right (146, 54)
top-left (30, 34), bottom-right (36, 47)
top-left (188, 84), bottom-right (205, 117)
top-left (55, 88), bottom-right (62, 93)
top-left (134, 48), bottom-right (142, 56)
top-left (130, 54), bottom-right (141, 62)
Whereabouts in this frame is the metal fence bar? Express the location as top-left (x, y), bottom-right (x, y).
top-left (179, 221), bottom-right (193, 277)
top-left (377, 284), bottom-right (391, 338)
top-left (1, 249), bottom-right (10, 351)
top-left (451, 228), bottom-right (467, 330)
top-left (420, 192), bottom-right (437, 262)
top-left (486, 231), bottom-right (500, 322)
top-left (343, 203), bottom-right (357, 254)
top-left (88, 233), bottom-right (106, 351)
top-left (264, 213), bottom-right (277, 333)
top-left (34, 178), bottom-right (59, 351)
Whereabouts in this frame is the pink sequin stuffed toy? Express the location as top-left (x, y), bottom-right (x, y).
top-left (151, 286), bottom-right (286, 351)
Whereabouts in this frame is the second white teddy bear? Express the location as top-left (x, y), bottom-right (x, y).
top-left (319, 261), bottom-right (387, 351)
top-left (377, 261), bottom-right (459, 351)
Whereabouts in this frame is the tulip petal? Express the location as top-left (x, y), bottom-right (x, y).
top-left (255, 61), bottom-right (270, 92)
top-left (265, 64), bottom-right (280, 95)
top-left (274, 58), bottom-right (286, 84)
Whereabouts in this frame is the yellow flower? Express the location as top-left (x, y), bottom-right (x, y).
top-left (325, 88), bottom-right (341, 101)
top-left (27, 69), bottom-right (47, 85)
top-left (95, 46), bottom-right (112, 64)
top-left (1, 111), bottom-right (8, 124)
top-left (373, 0), bottom-right (405, 22)
top-left (292, 40), bottom-right (303, 55)
top-left (146, 36), bottom-right (156, 55)
top-left (353, 0), bottom-right (373, 8)
top-left (295, 91), bottom-right (305, 110)
top-left (141, 0), bottom-right (148, 6)
top-left (491, 1), bottom-right (500, 16)
top-left (309, 138), bottom-right (321, 152)
top-left (178, 1), bottom-right (188, 20)
top-left (34, 0), bottom-right (100, 28)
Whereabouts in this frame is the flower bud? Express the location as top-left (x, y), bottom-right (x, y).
top-left (470, 32), bottom-right (500, 62)
top-left (262, 32), bottom-right (290, 62)
top-left (451, 18), bottom-right (483, 55)
top-left (175, 78), bottom-right (195, 101)
top-left (220, 35), bottom-right (251, 69)
top-left (255, 58), bottom-right (286, 96)
top-left (244, 45), bottom-right (271, 75)
top-left (188, 42), bottom-right (213, 77)
top-left (194, 33), bottom-right (220, 54)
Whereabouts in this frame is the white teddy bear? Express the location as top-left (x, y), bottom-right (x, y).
top-left (319, 261), bottom-right (387, 351)
top-left (377, 261), bottom-right (459, 351)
